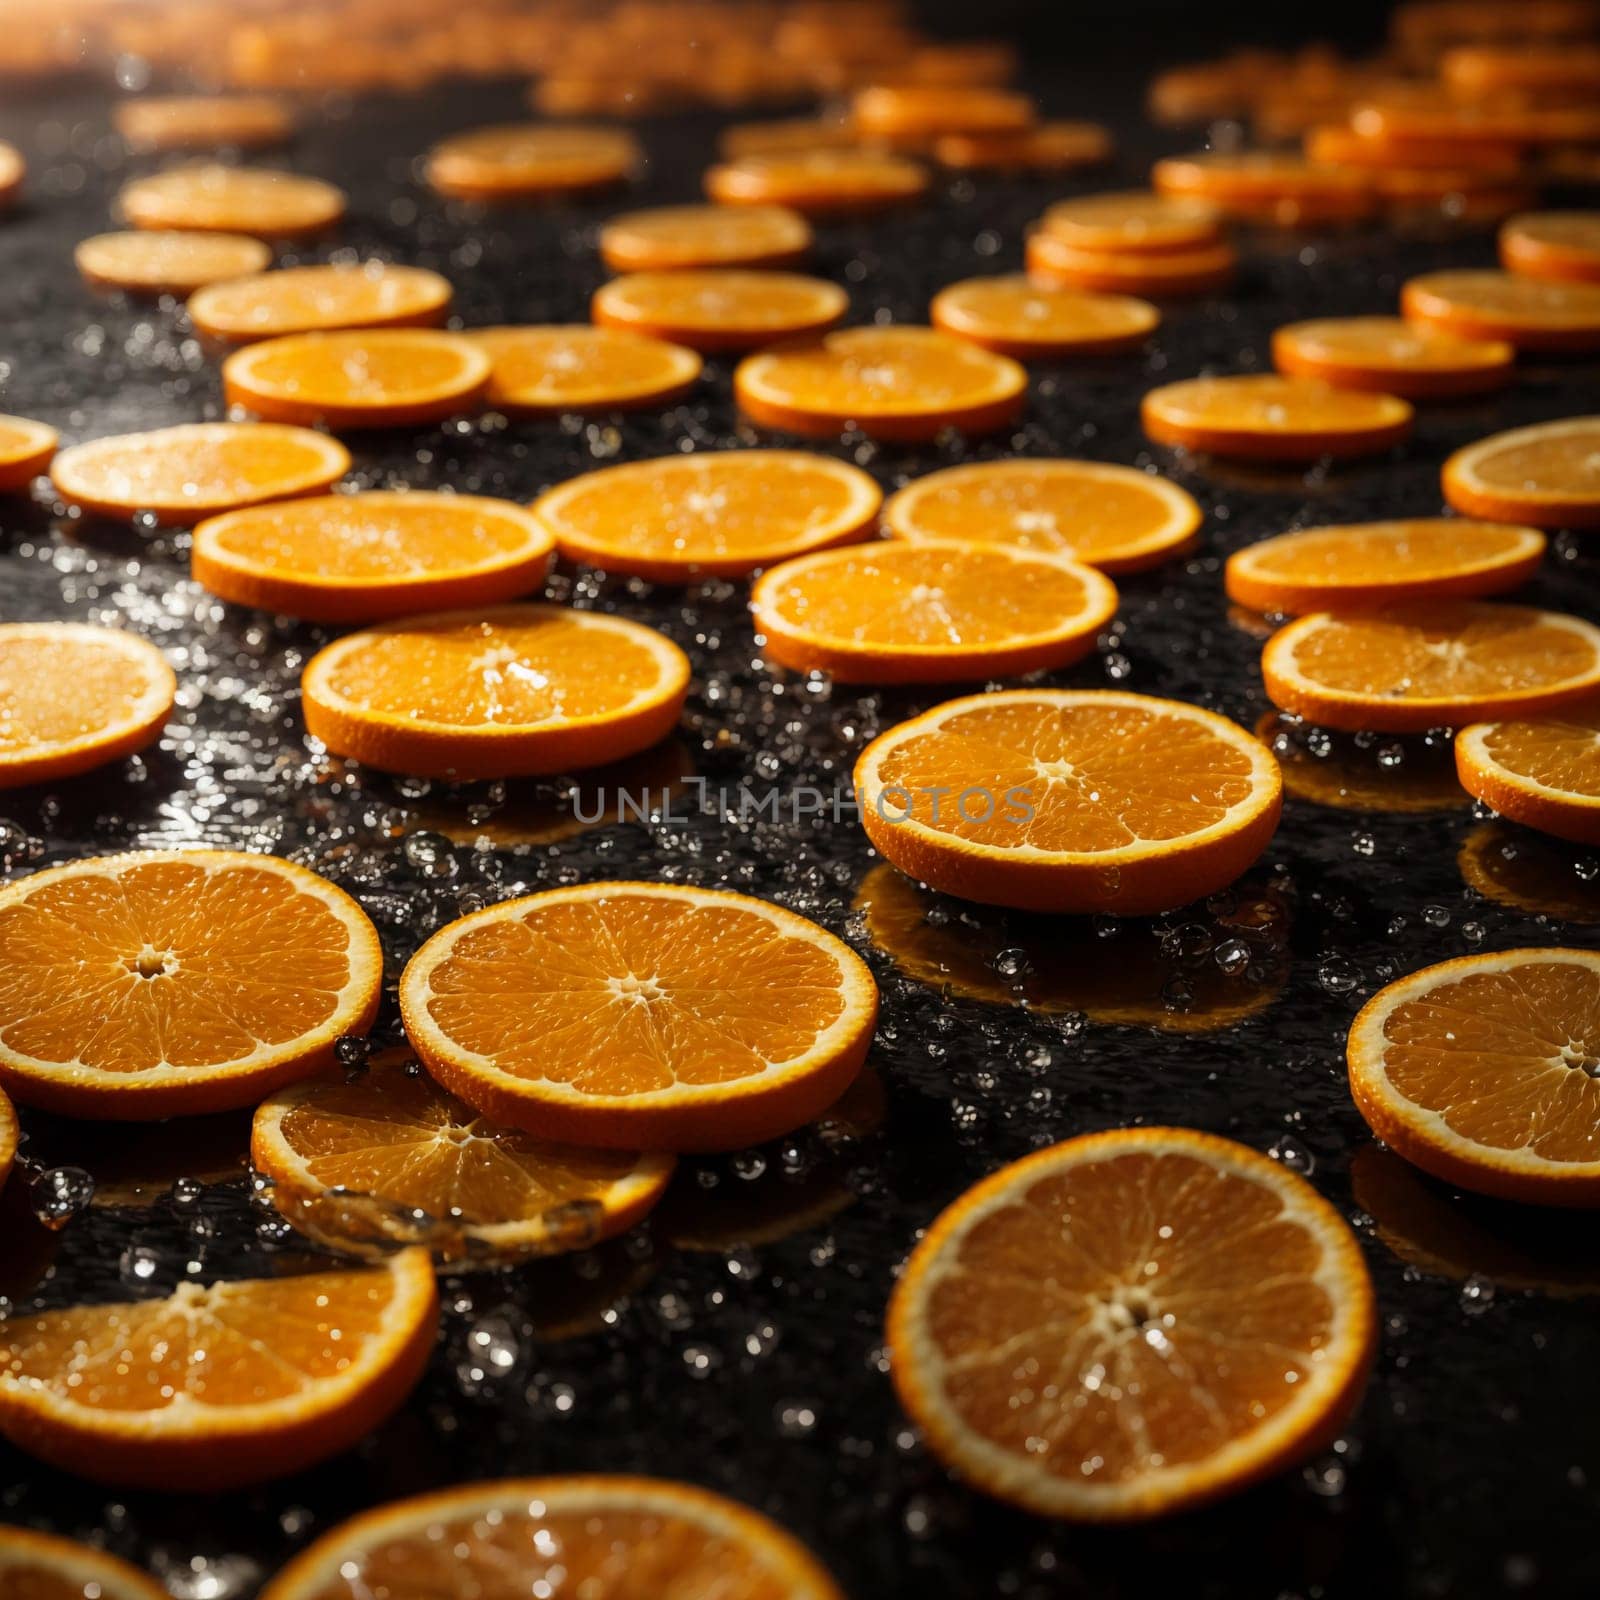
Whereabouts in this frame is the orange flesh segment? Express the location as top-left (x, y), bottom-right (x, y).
top-left (468, 326), bottom-right (700, 412)
top-left (118, 164), bottom-right (345, 239)
top-left (930, 276), bottom-right (1158, 354)
top-left (75, 231), bottom-right (274, 294)
top-left (188, 263), bottom-right (452, 340)
top-left (592, 270), bottom-right (847, 349)
top-left (599, 204), bottom-right (812, 271)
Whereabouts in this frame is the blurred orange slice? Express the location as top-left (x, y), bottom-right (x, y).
top-left (188, 262), bottom-right (453, 342)
top-left (1272, 316), bottom-right (1514, 398)
top-left (1152, 150), bottom-right (1375, 224)
top-left (113, 94), bottom-right (294, 152)
top-left (1500, 212), bottom-right (1600, 284)
top-left (0, 1528), bottom-right (168, 1600)
top-left (426, 123), bottom-right (640, 200)
top-left (1442, 417), bottom-right (1600, 529)
top-left (1026, 233), bottom-right (1237, 298)
top-left (705, 149), bottom-right (929, 214)
top-left (1039, 190), bottom-right (1223, 253)
top-left (852, 83), bottom-right (1034, 141)
top-left (934, 121), bottom-right (1113, 173)
top-left (1143, 375), bottom-right (1413, 461)
top-left (118, 164), bottom-right (345, 240)
top-left (469, 325), bottom-right (701, 414)
top-left (75, 230), bottom-right (273, 296)
top-left (0, 415), bottom-right (57, 491)
top-left (592, 269), bottom-right (847, 353)
top-left (1402, 269), bottom-right (1600, 351)
top-left (599, 203), bottom-right (812, 271)
top-left (1457, 714), bottom-right (1600, 843)
top-left (0, 142), bottom-right (24, 208)
top-left (930, 275), bottom-right (1158, 357)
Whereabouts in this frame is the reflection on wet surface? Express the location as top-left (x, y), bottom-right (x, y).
top-left (1459, 822), bottom-right (1600, 924)
top-left (1260, 713), bottom-right (1469, 815)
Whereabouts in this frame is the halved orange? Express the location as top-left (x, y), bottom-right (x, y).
top-left (468, 325), bottom-right (701, 414)
top-left (736, 325), bottom-right (1026, 442)
top-left (933, 121), bottom-right (1113, 173)
top-left (223, 329), bottom-right (491, 429)
top-left (0, 1248), bottom-right (437, 1489)
top-left (851, 83), bottom-right (1035, 141)
top-left (425, 123), bottom-right (640, 200)
top-left (1457, 715), bottom-right (1600, 843)
top-left (1152, 150), bottom-right (1375, 225)
top-left (257, 1476), bottom-right (844, 1600)
top-left (930, 275), bottom-right (1158, 358)
top-left (883, 458), bottom-right (1201, 574)
top-left (113, 94), bottom-right (294, 152)
top-left (252, 1054), bottom-right (675, 1262)
top-left (1349, 950), bottom-right (1600, 1205)
top-left (887, 1126), bottom-right (1376, 1521)
top-left (855, 689), bottom-right (1282, 914)
top-left (0, 415), bottom-right (57, 491)
top-left (1443, 417), bottom-right (1600, 529)
top-left (531, 449), bottom-right (879, 581)
top-left (188, 262), bottom-right (453, 342)
top-left (703, 149), bottom-right (929, 215)
top-left (52, 421), bottom-right (348, 525)
top-left (1226, 519), bottom-right (1545, 615)
top-left (1262, 602), bottom-right (1600, 732)
top-left (1026, 233), bottom-right (1237, 298)
top-left (1272, 316), bottom-right (1514, 398)
top-left (752, 539), bottom-right (1117, 683)
top-left (1038, 190), bottom-right (1223, 254)
top-left (0, 1528), bottom-right (168, 1600)
top-left (192, 490), bottom-right (554, 623)
top-left (118, 164), bottom-right (345, 240)
top-left (0, 850), bottom-right (382, 1118)
top-left (301, 604), bottom-right (690, 779)
top-left (0, 623), bottom-right (175, 787)
top-left (592, 269), bottom-right (847, 353)
top-left (1401, 269), bottom-right (1600, 352)
top-left (399, 882), bottom-right (878, 1151)
top-left (1500, 212), bottom-right (1600, 284)
top-left (599, 203), bottom-right (812, 271)
top-left (75, 230), bottom-right (274, 296)
top-left (1142, 375), bottom-right (1413, 462)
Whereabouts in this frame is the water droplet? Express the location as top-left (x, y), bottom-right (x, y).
top-left (1317, 956), bottom-right (1359, 996)
top-left (1268, 1137), bottom-right (1315, 1176)
top-left (402, 830), bottom-right (457, 879)
top-left (1460, 1274), bottom-right (1495, 1316)
top-left (31, 1166), bottom-right (95, 1227)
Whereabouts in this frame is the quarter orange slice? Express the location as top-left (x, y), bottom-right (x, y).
top-left (51, 421), bottom-right (349, 525)
top-left (1262, 602), bottom-right (1600, 732)
top-left (75, 230), bottom-right (274, 296)
top-left (592, 268), bottom-right (847, 353)
top-left (887, 1127), bottom-right (1376, 1521)
top-left (223, 329), bottom-right (491, 428)
top-left (751, 540), bottom-right (1117, 683)
top-left (930, 275), bottom-right (1158, 358)
top-left (301, 604), bottom-right (690, 779)
top-left (0, 850), bottom-right (382, 1118)
top-left (0, 1528), bottom-right (168, 1600)
top-left (188, 262), bottom-right (453, 342)
top-left (118, 164), bottom-right (345, 240)
top-left (531, 449), bottom-right (879, 581)
top-left (599, 203), bottom-right (812, 271)
top-left (252, 1054), bottom-right (675, 1262)
top-left (1038, 190), bottom-right (1223, 254)
top-left (257, 1476), bottom-right (844, 1600)
top-left (855, 689), bottom-right (1282, 914)
top-left (1457, 715), bottom-right (1600, 843)
top-left (0, 1249), bottom-right (437, 1489)
top-left (1026, 233), bottom-right (1237, 298)
top-left (425, 123), bottom-right (640, 200)
top-left (703, 149), bottom-right (929, 215)
top-left (883, 458), bottom-right (1201, 574)
top-left (192, 491), bottom-right (554, 623)
top-left (1272, 316), bottom-right (1514, 398)
top-left (1226, 519), bottom-right (1545, 615)
top-left (468, 325), bottom-right (701, 414)
top-left (0, 623), bottom-right (175, 787)
top-left (1142, 375), bottom-right (1413, 462)
top-left (1500, 212), bottom-right (1600, 284)
top-left (399, 882), bottom-right (878, 1150)
top-left (1442, 417), bottom-right (1600, 529)
top-left (1152, 150), bottom-right (1375, 225)
top-left (1401, 269), bottom-right (1600, 352)
top-left (736, 326), bottom-right (1026, 442)
top-left (0, 415), bottom-right (57, 490)
top-left (113, 94), bottom-right (294, 152)
top-left (1349, 950), bottom-right (1600, 1205)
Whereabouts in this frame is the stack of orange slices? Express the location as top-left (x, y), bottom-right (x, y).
top-left (1027, 190), bottom-right (1235, 298)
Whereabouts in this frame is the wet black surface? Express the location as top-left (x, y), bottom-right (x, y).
top-left (2, 48), bottom-right (1600, 1600)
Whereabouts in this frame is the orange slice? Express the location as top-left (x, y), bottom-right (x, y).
top-left (252, 1055), bottom-right (675, 1262)
top-left (113, 94), bottom-right (294, 152)
top-left (399, 882), bottom-right (878, 1150)
top-left (933, 122), bottom-right (1113, 173)
top-left (930, 275), bottom-right (1158, 358)
top-left (1442, 43), bottom-right (1600, 99)
top-left (0, 415), bottom-right (57, 491)
top-left (531, 449), bottom-right (880, 581)
top-left (467, 325), bottom-right (701, 414)
top-left (188, 262), bottom-right (453, 342)
top-left (752, 540), bottom-right (1117, 683)
top-left (0, 849), bottom-right (382, 1118)
top-left (0, 1084), bottom-right (14, 1189)
top-left (0, 1249), bottom-right (436, 1489)
top-left (1353, 97), bottom-right (1600, 149)
top-left (1038, 190), bottom-right (1223, 254)
top-left (75, 230), bottom-right (273, 296)
top-left (1272, 316), bottom-right (1514, 398)
top-left (257, 1476), bottom-right (844, 1600)
top-left (1304, 121), bottom-right (1526, 174)
top-left (1142, 375), bottom-right (1413, 462)
top-left (0, 1528), bottom-right (168, 1600)
top-left (1226, 519), bottom-right (1545, 615)
top-left (592, 269), bottom-right (847, 353)
top-left (223, 329), bottom-right (491, 429)
top-left (0, 623), bottom-right (175, 787)
top-left (1401, 269), bottom-right (1600, 352)
top-left (703, 149), bottom-right (929, 215)
top-left (599, 203), bottom-right (812, 271)
top-left (1152, 150), bottom-right (1375, 225)
top-left (1500, 212), bottom-right (1600, 284)
top-left (851, 83), bottom-right (1034, 141)
top-left (854, 689), bottom-right (1282, 914)
top-left (301, 604), bottom-right (690, 780)
top-left (718, 116), bottom-right (858, 159)
top-left (426, 123), bottom-right (640, 201)
top-left (118, 164), bottom-right (345, 240)
top-left (1349, 950), bottom-right (1600, 1205)
top-left (1026, 233), bottom-right (1237, 298)
top-left (736, 325), bottom-right (1026, 442)
top-left (882, 459), bottom-right (1201, 574)
top-left (51, 421), bottom-right (348, 525)
top-left (192, 490), bottom-right (554, 623)
top-left (1442, 418), bottom-right (1600, 529)
top-left (1262, 602), bottom-right (1600, 732)
top-left (0, 141), bottom-right (24, 209)
top-left (886, 1126), bottom-right (1376, 1521)
top-left (1457, 715), bottom-right (1600, 843)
